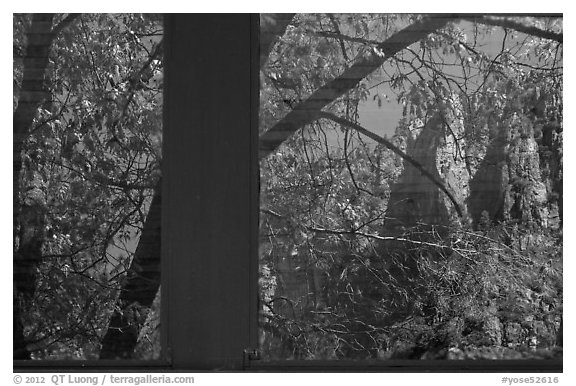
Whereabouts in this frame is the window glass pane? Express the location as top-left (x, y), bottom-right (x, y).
top-left (258, 14), bottom-right (562, 360)
top-left (13, 13), bottom-right (163, 360)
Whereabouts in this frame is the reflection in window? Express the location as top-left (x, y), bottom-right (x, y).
top-left (13, 14), bottom-right (163, 360)
top-left (258, 14), bottom-right (562, 360)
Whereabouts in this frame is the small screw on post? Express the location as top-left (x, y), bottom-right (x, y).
top-left (242, 348), bottom-right (261, 369)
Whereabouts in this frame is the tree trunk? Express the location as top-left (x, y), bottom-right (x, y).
top-left (259, 14), bottom-right (295, 68)
top-left (99, 188), bottom-right (161, 359)
top-left (13, 285), bottom-right (30, 360)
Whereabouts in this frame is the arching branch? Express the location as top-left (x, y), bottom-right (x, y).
top-left (317, 111), bottom-right (464, 218)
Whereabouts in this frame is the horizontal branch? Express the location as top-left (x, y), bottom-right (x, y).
top-left (260, 207), bottom-right (465, 251)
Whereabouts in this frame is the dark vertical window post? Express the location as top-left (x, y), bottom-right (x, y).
top-left (163, 14), bottom-right (259, 370)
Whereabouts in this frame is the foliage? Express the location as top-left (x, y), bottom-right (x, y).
top-left (13, 13), bottom-right (562, 361)
top-left (258, 14), bottom-right (562, 360)
top-left (14, 13), bottom-right (163, 359)
top-left (260, 207), bottom-right (562, 359)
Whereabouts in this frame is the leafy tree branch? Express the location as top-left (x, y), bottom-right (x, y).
top-left (258, 15), bottom-right (455, 160)
top-left (462, 15), bottom-right (562, 43)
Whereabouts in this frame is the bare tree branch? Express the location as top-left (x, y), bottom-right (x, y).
top-left (260, 207), bottom-right (465, 251)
